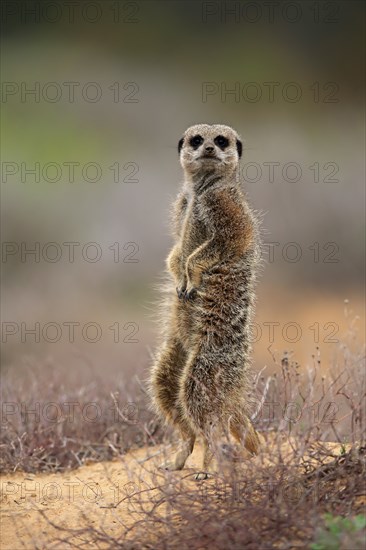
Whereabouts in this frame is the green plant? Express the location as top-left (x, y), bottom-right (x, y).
top-left (311, 514), bottom-right (366, 550)
top-left (339, 444), bottom-right (347, 456)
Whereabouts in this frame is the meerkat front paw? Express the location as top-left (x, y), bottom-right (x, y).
top-left (176, 284), bottom-right (186, 300)
top-left (182, 286), bottom-right (197, 302)
top-left (176, 280), bottom-right (197, 301)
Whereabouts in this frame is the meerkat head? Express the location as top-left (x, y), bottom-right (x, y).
top-left (178, 123), bottom-right (242, 183)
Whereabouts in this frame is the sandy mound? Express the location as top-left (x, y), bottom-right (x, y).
top-left (1, 442), bottom-right (208, 549)
top-left (0, 437), bottom-right (356, 549)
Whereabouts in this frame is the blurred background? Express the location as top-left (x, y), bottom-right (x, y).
top-left (1, 0), bottom-right (365, 384)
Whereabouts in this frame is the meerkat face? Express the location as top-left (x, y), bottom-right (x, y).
top-left (178, 124), bottom-right (242, 180)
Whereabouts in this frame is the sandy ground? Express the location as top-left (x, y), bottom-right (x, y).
top-left (2, 445), bottom-right (153, 549)
top-left (0, 436), bottom-right (351, 549)
top-left (0, 442), bottom-right (210, 549)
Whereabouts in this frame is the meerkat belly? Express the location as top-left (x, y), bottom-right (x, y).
top-left (180, 204), bottom-right (209, 263)
top-left (176, 205), bottom-right (210, 349)
top-left (177, 198), bottom-right (254, 353)
top-left (192, 259), bottom-right (254, 351)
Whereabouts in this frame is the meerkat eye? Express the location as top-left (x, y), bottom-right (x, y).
top-left (189, 135), bottom-right (204, 149)
top-left (214, 135), bottom-right (229, 149)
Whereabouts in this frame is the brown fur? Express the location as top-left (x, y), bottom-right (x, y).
top-left (149, 124), bottom-right (261, 479)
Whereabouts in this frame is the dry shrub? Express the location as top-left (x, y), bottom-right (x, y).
top-left (0, 359), bottom-right (160, 473)
top-left (1, 311), bottom-right (365, 548)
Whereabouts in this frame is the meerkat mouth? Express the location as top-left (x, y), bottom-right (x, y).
top-left (199, 155), bottom-right (220, 161)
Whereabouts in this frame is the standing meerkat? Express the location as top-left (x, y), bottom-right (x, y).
top-left (150, 123), bottom-right (261, 479)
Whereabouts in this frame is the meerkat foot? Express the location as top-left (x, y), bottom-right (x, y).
top-left (194, 471), bottom-right (213, 481)
top-left (160, 460), bottom-right (184, 471)
top-left (193, 439), bottom-right (215, 480)
top-left (160, 437), bottom-right (195, 471)
top-left (159, 450), bottom-right (187, 471)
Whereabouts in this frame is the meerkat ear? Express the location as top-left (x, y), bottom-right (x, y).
top-left (236, 139), bottom-right (243, 158)
top-left (178, 138), bottom-right (184, 154)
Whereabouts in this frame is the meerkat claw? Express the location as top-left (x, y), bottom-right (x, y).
top-left (176, 286), bottom-right (186, 299)
top-left (183, 288), bottom-right (197, 302)
top-left (194, 472), bottom-right (212, 481)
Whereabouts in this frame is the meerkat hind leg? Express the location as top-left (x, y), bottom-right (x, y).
top-left (152, 338), bottom-right (195, 471)
top-left (194, 439), bottom-right (215, 480)
top-left (160, 425), bottom-right (195, 471)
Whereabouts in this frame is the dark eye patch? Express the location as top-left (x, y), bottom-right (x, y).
top-left (214, 135), bottom-right (229, 149)
top-left (189, 134), bottom-right (204, 149)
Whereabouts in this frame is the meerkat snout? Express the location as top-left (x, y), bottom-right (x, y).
top-left (178, 123), bottom-right (242, 181)
top-left (203, 144), bottom-right (215, 156)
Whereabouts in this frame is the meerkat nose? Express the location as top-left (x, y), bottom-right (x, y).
top-left (205, 146), bottom-right (214, 153)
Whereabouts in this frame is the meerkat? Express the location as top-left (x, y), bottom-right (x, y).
top-left (149, 123), bottom-right (261, 480)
